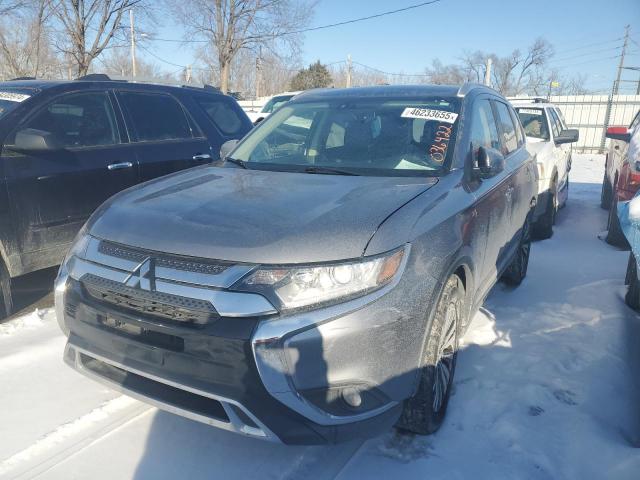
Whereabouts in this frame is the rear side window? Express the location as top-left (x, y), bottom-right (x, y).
top-left (469, 99), bottom-right (500, 154)
top-left (493, 101), bottom-right (518, 155)
top-left (548, 108), bottom-right (562, 138)
top-left (120, 92), bottom-right (192, 142)
top-left (20, 91), bottom-right (119, 148)
top-left (194, 96), bottom-right (244, 136)
top-left (508, 106), bottom-right (525, 147)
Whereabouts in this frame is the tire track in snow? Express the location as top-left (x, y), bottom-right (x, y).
top-left (0, 396), bottom-right (151, 480)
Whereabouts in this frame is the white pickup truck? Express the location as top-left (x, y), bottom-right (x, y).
top-left (245, 91), bottom-right (301, 125)
top-left (512, 100), bottom-right (579, 238)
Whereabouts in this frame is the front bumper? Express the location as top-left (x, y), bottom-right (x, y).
top-left (55, 239), bottom-right (426, 444)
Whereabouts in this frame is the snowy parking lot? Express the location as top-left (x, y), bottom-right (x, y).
top-left (1, 154), bottom-right (639, 480)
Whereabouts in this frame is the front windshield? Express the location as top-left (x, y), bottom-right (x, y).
top-left (0, 90), bottom-right (30, 120)
top-left (232, 97), bottom-right (461, 177)
top-left (516, 107), bottom-right (549, 140)
top-left (261, 95), bottom-right (295, 113)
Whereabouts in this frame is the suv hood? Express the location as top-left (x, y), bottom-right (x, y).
top-left (89, 166), bottom-right (437, 264)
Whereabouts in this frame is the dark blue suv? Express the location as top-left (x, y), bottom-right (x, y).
top-left (0, 77), bottom-right (253, 318)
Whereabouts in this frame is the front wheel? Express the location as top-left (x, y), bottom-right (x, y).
top-left (502, 215), bottom-right (532, 286)
top-left (0, 260), bottom-right (13, 320)
top-left (605, 193), bottom-right (629, 248)
top-left (395, 274), bottom-right (464, 435)
top-left (533, 180), bottom-right (557, 240)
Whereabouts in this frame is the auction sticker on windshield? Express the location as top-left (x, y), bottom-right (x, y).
top-left (401, 107), bottom-right (458, 124)
top-left (517, 108), bottom-right (543, 115)
top-left (0, 92), bottom-right (30, 102)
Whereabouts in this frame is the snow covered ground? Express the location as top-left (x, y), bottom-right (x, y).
top-left (1, 154), bottom-right (639, 480)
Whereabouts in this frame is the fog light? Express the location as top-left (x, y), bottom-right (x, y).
top-left (342, 387), bottom-right (362, 408)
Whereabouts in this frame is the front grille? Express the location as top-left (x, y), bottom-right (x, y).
top-left (98, 240), bottom-right (230, 275)
top-left (81, 274), bottom-right (219, 326)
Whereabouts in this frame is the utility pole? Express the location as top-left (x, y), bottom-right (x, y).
top-left (600, 25), bottom-right (630, 153)
top-left (346, 54), bottom-right (352, 88)
top-left (255, 47), bottom-right (262, 99)
top-left (484, 57), bottom-right (492, 87)
top-left (185, 65), bottom-right (192, 83)
top-left (129, 9), bottom-right (137, 77)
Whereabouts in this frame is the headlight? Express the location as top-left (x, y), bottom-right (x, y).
top-left (234, 247), bottom-right (406, 311)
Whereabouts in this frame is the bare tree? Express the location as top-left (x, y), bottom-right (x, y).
top-left (52, 0), bottom-right (146, 77)
top-left (0, 0), bottom-right (26, 15)
top-left (0, 0), bottom-right (61, 79)
top-left (172, 0), bottom-right (314, 93)
top-left (99, 46), bottom-right (175, 81)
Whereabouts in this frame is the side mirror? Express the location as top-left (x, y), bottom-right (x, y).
top-left (555, 128), bottom-right (579, 145)
top-left (474, 146), bottom-right (504, 179)
top-left (605, 126), bottom-right (631, 143)
top-left (12, 128), bottom-right (62, 151)
top-left (219, 139), bottom-right (239, 160)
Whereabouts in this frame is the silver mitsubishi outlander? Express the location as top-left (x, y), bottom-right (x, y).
top-left (56, 84), bottom-right (537, 444)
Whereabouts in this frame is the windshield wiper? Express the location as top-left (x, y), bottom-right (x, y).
top-left (304, 166), bottom-right (359, 176)
top-left (225, 157), bottom-right (247, 169)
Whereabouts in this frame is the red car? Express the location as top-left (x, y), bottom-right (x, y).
top-left (601, 109), bottom-right (640, 246)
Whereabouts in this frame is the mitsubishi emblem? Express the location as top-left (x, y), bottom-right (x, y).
top-left (124, 257), bottom-right (156, 291)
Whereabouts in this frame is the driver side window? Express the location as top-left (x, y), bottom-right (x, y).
top-left (15, 92), bottom-right (120, 148)
top-left (469, 99), bottom-right (500, 164)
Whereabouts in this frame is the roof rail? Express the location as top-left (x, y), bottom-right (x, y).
top-left (457, 83), bottom-right (493, 97)
top-left (76, 73), bottom-right (113, 81)
top-left (10, 76), bottom-right (37, 81)
top-left (74, 73), bottom-right (221, 92)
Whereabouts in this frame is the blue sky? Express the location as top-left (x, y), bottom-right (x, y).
top-left (147, 0), bottom-right (640, 92)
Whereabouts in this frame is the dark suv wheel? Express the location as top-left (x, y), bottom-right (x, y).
top-left (502, 215), bottom-right (532, 285)
top-left (395, 274), bottom-right (464, 435)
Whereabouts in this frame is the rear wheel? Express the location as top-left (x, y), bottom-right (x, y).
top-left (625, 253), bottom-right (640, 310)
top-left (533, 178), bottom-right (557, 240)
top-left (395, 274), bottom-right (464, 435)
top-left (0, 259), bottom-right (13, 320)
top-left (502, 215), bottom-right (532, 286)
top-left (601, 173), bottom-right (612, 210)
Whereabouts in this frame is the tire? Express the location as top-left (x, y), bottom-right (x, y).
top-left (0, 259), bottom-right (13, 320)
top-left (533, 179), bottom-right (557, 240)
top-left (395, 274), bottom-right (464, 435)
top-left (601, 173), bottom-right (612, 210)
top-left (625, 253), bottom-right (640, 310)
top-left (502, 215), bottom-right (532, 286)
top-left (605, 192), bottom-right (629, 248)
top-left (560, 177), bottom-right (569, 209)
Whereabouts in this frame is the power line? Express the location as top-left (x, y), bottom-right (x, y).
top-left (554, 54), bottom-right (621, 69)
top-left (147, 0), bottom-right (443, 44)
top-left (552, 37), bottom-right (623, 55)
top-left (549, 45), bottom-right (622, 64)
top-left (352, 61), bottom-right (430, 77)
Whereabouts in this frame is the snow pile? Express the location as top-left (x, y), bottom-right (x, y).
top-left (0, 308), bottom-right (53, 336)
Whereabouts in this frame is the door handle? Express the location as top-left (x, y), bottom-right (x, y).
top-left (192, 154), bottom-right (212, 161)
top-left (107, 162), bottom-right (133, 170)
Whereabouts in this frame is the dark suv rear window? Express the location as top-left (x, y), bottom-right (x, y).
top-left (120, 92), bottom-right (192, 142)
top-left (194, 96), bottom-right (244, 136)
